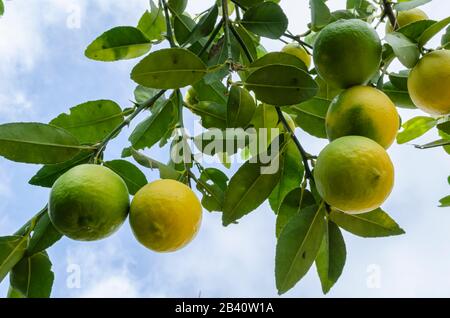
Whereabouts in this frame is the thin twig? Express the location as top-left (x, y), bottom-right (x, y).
top-left (222, 0), bottom-right (233, 67)
top-left (382, 0), bottom-right (398, 30)
top-left (275, 107), bottom-right (313, 180)
top-left (229, 23), bottom-right (253, 62)
top-left (161, 0), bottom-right (176, 47)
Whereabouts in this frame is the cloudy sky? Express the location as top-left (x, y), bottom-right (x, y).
top-left (0, 0), bottom-right (449, 298)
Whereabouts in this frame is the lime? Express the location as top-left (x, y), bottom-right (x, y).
top-left (130, 179), bottom-right (202, 252)
top-left (48, 164), bottom-right (130, 241)
top-left (386, 8), bottom-right (428, 33)
top-left (314, 136), bottom-right (394, 214)
top-left (313, 19), bottom-right (382, 88)
top-left (281, 43), bottom-right (311, 69)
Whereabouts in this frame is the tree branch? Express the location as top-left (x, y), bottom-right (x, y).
top-left (382, 0), bottom-right (398, 30)
top-left (222, 0), bottom-right (233, 66)
top-left (161, 0), bottom-right (176, 47)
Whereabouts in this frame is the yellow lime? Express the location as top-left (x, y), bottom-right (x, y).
top-left (408, 50), bottom-right (450, 115)
top-left (326, 86), bottom-right (399, 149)
top-left (281, 43), bottom-right (311, 69)
top-left (130, 179), bottom-right (202, 252)
top-left (386, 8), bottom-right (428, 33)
top-left (314, 136), bottom-right (394, 214)
top-left (48, 164), bottom-right (130, 241)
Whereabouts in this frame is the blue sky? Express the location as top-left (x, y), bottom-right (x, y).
top-left (0, 0), bottom-right (449, 297)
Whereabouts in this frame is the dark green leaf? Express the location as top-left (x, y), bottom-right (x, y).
top-left (245, 64), bottom-right (318, 106)
top-left (414, 138), bottom-right (450, 149)
top-left (276, 204), bottom-right (326, 294)
top-left (7, 286), bottom-right (25, 298)
top-left (397, 116), bottom-right (436, 144)
top-left (192, 79), bottom-right (228, 105)
top-left (385, 32), bottom-right (420, 68)
top-left (137, 0), bottom-right (166, 41)
top-left (269, 141), bottom-right (304, 213)
top-left (129, 97), bottom-right (177, 150)
top-left (194, 128), bottom-right (250, 156)
top-left (289, 97), bottom-right (330, 138)
top-left (134, 85), bottom-right (167, 108)
top-left (0, 0), bottom-right (4, 16)
top-left (222, 137), bottom-right (286, 226)
top-left (184, 5), bottom-right (219, 46)
top-left (395, 0), bottom-right (432, 11)
top-left (442, 25), bottom-right (450, 47)
top-left (131, 48), bottom-right (207, 89)
top-left (276, 188), bottom-right (316, 238)
top-left (310, 0), bottom-right (331, 30)
top-left (50, 100), bottom-right (124, 144)
top-left (232, 0), bottom-right (264, 8)
top-left (241, 2), bottom-right (288, 39)
top-left (104, 160), bottom-right (148, 195)
top-left (439, 195), bottom-right (450, 207)
top-left (315, 221), bottom-right (346, 294)
top-left (0, 236), bottom-right (28, 283)
top-left (27, 213), bottom-right (62, 256)
top-left (10, 252), bottom-right (54, 298)
top-left (227, 86), bottom-right (256, 128)
top-left (419, 16), bottom-right (450, 47)
top-left (438, 120), bottom-right (450, 135)
top-left (233, 24), bottom-right (259, 64)
top-left (85, 26), bottom-right (151, 62)
top-left (187, 101), bottom-right (227, 129)
top-left (174, 14), bottom-right (197, 45)
top-left (196, 168), bottom-right (228, 212)
top-left (388, 70), bottom-right (409, 90)
top-left (330, 208), bottom-right (405, 238)
top-left (249, 51), bottom-right (308, 72)
top-left (28, 151), bottom-right (93, 188)
top-left (168, 0), bottom-right (187, 14)
top-left (382, 82), bottom-right (416, 109)
top-left (0, 123), bottom-right (82, 164)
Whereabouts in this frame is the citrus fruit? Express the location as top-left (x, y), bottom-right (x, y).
top-left (129, 179), bottom-right (202, 252)
top-left (314, 136), bottom-right (394, 214)
top-left (408, 50), bottom-right (450, 115)
top-left (48, 164), bottom-right (130, 241)
top-left (386, 8), bottom-right (428, 33)
top-left (313, 19), bottom-right (382, 88)
top-left (184, 86), bottom-right (198, 107)
top-left (326, 86), bottom-right (399, 149)
top-left (281, 43), bottom-right (311, 69)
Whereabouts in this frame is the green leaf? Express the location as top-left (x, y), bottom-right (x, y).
top-left (192, 78), bottom-right (228, 105)
top-left (137, 0), bottom-right (166, 41)
top-left (194, 129), bottom-right (250, 156)
top-left (248, 51), bottom-right (308, 73)
top-left (0, 0), bottom-right (4, 16)
top-left (50, 100), bottom-right (124, 144)
top-left (276, 204), bottom-right (326, 294)
top-left (276, 188), bottom-right (316, 238)
top-left (187, 101), bottom-right (227, 129)
top-left (397, 116), bottom-right (436, 144)
top-left (173, 14), bottom-right (197, 46)
top-left (131, 48), bottom-right (207, 89)
top-left (395, 0), bottom-right (432, 11)
top-left (10, 252), bottom-right (54, 298)
top-left (129, 148), bottom-right (185, 181)
top-left (382, 82), bottom-right (416, 109)
top-left (388, 70), bottom-right (409, 90)
top-left (330, 208), bottom-right (405, 238)
top-left (85, 26), bottom-right (151, 62)
top-left (385, 32), bottom-right (420, 68)
top-left (245, 64), bottom-right (318, 106)
top-left (310, 0), bottom-right (331, 30)
top-left (241, 2), bottom-right (288, 39)
top-left (315, 221), bottom-right (346, 294)
top-left (288, 97), bottom-right (330, 138)
top-left (0, 236), bottom-right (28, 283)
top-left (168, 0), bottom-right (187, 14)
top-left (232, 0), bottom-right (264, 8)
top-left (129, 97), bottom-right (177, 150)
top-left (397, 20), bottom-right (436, 42)
top-left (134, 85), bottom-right (167, 108)
top-left (7, 286), bottom-right (25, 298)
top-left (227, 86), bottom-right (256, 128)
top-left (28, 150), bottom-right (93, 188)
top-left (183, 5), bottom-right (219, 46)
top-left (442, 25), bottom-right (450, 47)
top-left (27, 213), bottom-right (62, 256)
top-left (439, 195), bottom-right (450, 207)
top-left (222, 137), bottom-right (286, 226)
top-left (104, 160), bottom-right (148, 195)
top-left (233, 24), bottom-right (259, 64)
top-left (415, 138), bottom-right (450, 149)
top-left (438, 120), bottom-right (450, 135)
top-left (196, 168), bottom-right (228, 212)
top-left (418, 16), bottom-right (450, 47)
top-left (0, 123), bottom-right (82, 164)
top-left (269, 141), bottom-right (304, 213)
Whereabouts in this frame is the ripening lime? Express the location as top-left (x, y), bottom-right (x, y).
top-left (408, 50), bottom-right (450, 115)
top-left (281, 43), bottom-right (311, 69)
top-left (48, 164), bottom-right (130, 241)
top-left (130, 179), bottom-right (202, 252)
top-left (314, 136), bottom-right (394, 214)
top-left (313, 19), bottom-right (382, 88)
top-left (386, 8), bottom-right (428, 33)
top-left (326, 86), bottom-right (399, 149)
